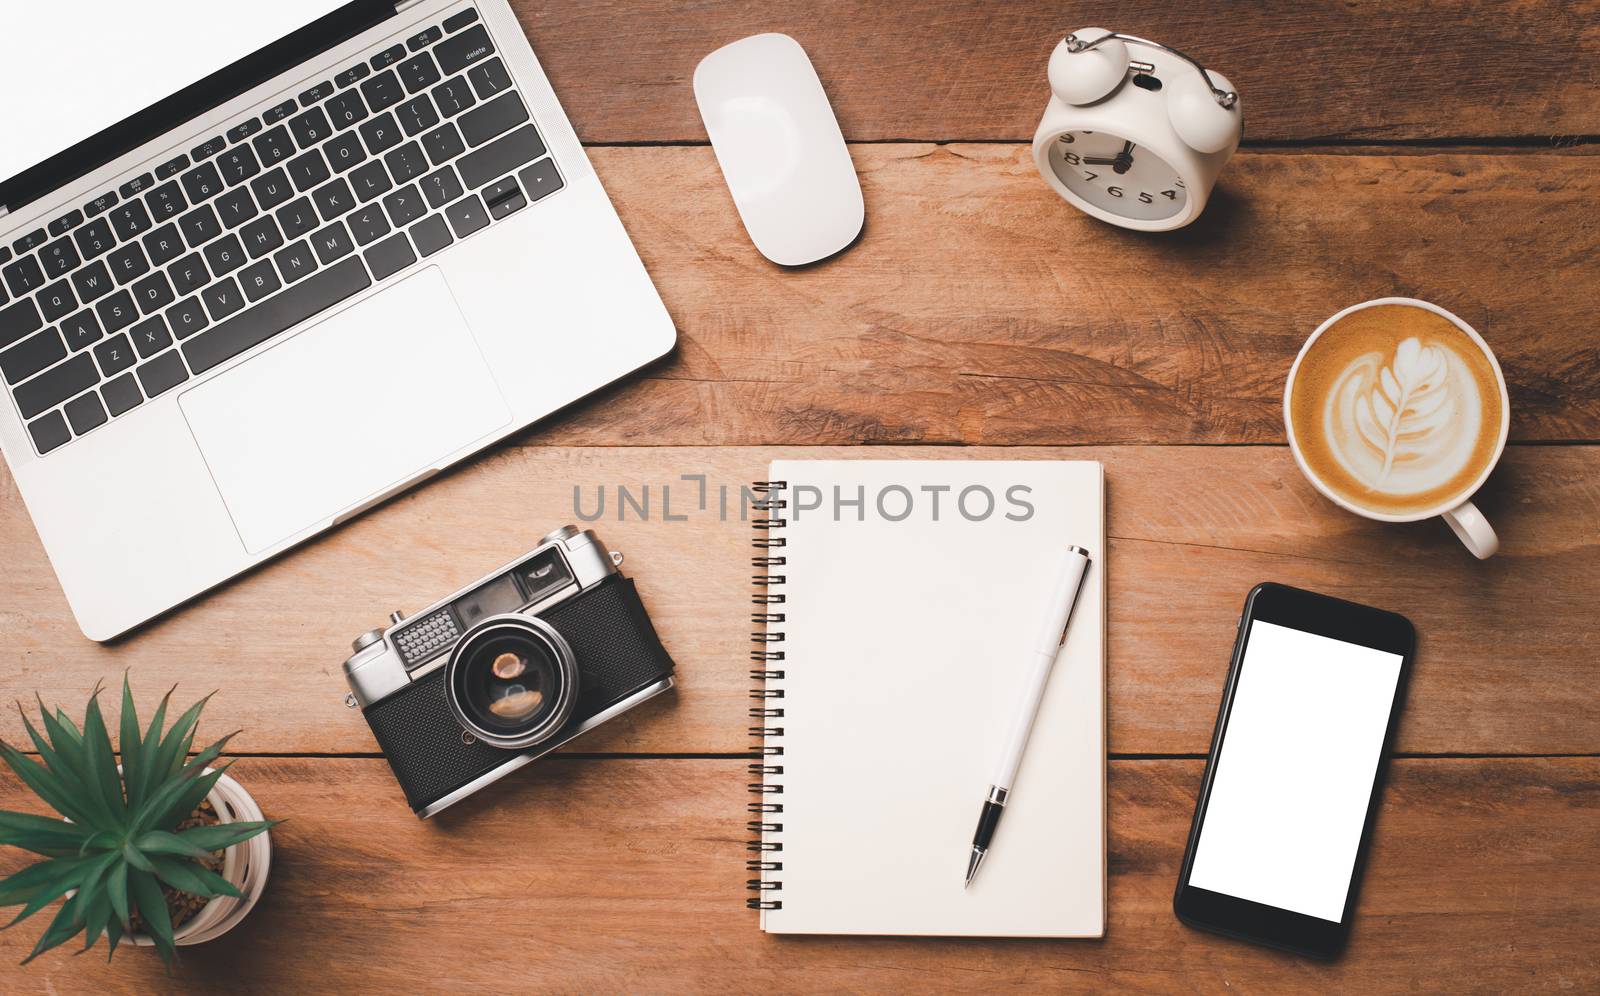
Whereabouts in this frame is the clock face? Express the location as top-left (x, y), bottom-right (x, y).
top-left (1047, 131), bottom-right (1188, 222)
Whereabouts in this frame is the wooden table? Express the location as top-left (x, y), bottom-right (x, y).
top-left (3, 2), bottom-right (1598, 990)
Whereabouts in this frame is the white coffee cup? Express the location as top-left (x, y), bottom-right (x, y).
top-left (1283, 297), bottom-right (1509, 559)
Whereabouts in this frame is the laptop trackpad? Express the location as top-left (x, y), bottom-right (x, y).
top-left (180, 267), bottom-right (512, 553)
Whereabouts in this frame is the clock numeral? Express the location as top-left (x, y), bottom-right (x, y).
top-left (1063, 152), bottom-right (1080, 166)
top-left (1175, 178), bottom-right (1186, 188)
top-left (1107, 186), bottom-right (1124, 198)
top-left (1138, 192), bottom-right (1153, 204)
top-left (1161, 190), bottom-right (1178, 200)
top-left (1082, 171), bottom-right (1098, 182)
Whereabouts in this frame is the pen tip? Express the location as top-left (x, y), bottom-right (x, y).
top-left (965, 847), bottom-right (984, 888)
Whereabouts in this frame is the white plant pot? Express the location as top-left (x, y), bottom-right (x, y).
top-left (128, 770), bottom-right (272, 947)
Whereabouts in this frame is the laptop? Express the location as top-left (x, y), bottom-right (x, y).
top-left (0, 1), bottom-right (675, 640)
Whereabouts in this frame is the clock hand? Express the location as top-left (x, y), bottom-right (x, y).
top-left (1112, 141), bottom-right (1136, 175)
top-left (1081, 156), bottom-right (1121, 165)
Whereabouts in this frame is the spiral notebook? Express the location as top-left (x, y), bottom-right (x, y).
top-left (747, 460), bottom-right (1106, 936)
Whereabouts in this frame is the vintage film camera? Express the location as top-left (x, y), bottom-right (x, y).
top-left (342, 526), bottom-right (675, 816)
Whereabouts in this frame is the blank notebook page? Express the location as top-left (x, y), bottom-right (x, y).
top-left (758, 460), bottom-right (1105, 936)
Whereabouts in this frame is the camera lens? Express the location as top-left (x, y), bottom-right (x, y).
top-left (446, 616), bottom-right (579, 749)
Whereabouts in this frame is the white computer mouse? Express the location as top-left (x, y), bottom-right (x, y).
top-left (693, 33), bottom-right (864, 266)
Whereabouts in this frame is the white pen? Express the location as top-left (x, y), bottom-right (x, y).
top-left (964, 544), bottom-right (1093, 888)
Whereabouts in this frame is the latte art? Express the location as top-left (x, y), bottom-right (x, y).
top-left (1324, 337), bottom-right (1482, 496)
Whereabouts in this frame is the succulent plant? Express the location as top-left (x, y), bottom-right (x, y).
top-left (0, 677), bottom-right (275, 966)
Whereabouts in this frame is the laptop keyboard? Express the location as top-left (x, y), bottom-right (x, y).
top-left (0, 6), bottom-right (565, 457)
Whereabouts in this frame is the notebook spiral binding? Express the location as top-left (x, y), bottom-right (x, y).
top-left (747, 480), bottom-right (788, 911)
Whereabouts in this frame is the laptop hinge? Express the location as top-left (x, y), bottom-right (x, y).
top-left (0, 206), bottom-right (9, 219)
top-left (395, 0), bottom-right (427, 12)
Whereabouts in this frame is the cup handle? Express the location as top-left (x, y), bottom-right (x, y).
top-left (1442, 500), bottom-right (1499, 559)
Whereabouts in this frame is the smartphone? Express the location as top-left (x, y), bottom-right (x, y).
top-left (1173, 582), bottom-right (1415, 959)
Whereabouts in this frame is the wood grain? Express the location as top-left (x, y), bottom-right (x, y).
top-left (511, 0), bottom-right (1600, 143)
top-left (0, 756), bottom-right (1593, 992)
top-left (4, 446), bottom-right (1595, 757)
top-left (511, 146), bottom-right (1600, 447)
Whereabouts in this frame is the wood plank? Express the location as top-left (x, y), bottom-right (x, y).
top-left (514, 0), bottom-right (1600, 143)
top-left (0, 757), bottom-right (1593, 990)
top-left (532, 146), bottom-right (1599, 446)
top-left (3, 446), bottom-right (1596, 757)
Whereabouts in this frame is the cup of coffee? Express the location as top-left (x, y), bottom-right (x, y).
top-left (1284, 298), bottom-right (1509, 558)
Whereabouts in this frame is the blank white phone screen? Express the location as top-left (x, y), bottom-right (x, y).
top-left (1188, 620), bottom-right (1402, 922)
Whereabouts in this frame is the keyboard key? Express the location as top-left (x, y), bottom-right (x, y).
top-left (181, 161), bottom-right (225, 203)
top-left (184, 256), bottom-right (369, 374)
top-left (142, 224), bottom-right (185, 267)
top-left (437, 25), bottom-right (494, 75)
top-left (131, 315), bottom-right (172, 357)
top-left (289, 106), bottom-right (332, 148)
top-left (85, 192), bottom-right (118, 217)
top-left (239, 259), bottom-right (281, 301)
top-left (336, 62), bottom-right (371, 88)
top-left (431, 76), bottom-right (477, 118)
top-left (155, 154), bottom-right (189, 180)
top-left (263, 99), bottom-right (298, 124)
top-left (93, 333), bottom-right (136, 377)
top-left (519, 158), bottom-right (564, 203)
top-left (241, 215), bottom-right (284, 258)
top-left (202, 277), bottom-right (245, 321)
top-left (397, 94), bottom-right (440, 136)
top-left (39, 281), bottom-right (77, 323)
top-left (227, 118), bottom-right (261, 143)
top-left (204, 233), bottom-right (247, 276)
top-left (483, 177), bottom-right (525, 219)
top-left (102, 373), bottom-right (142, 416)
top-left (327, 90), bottom-right (369, 130)
top-left (40, 238), bottom-right (80, 278)
top-left (136, 350), bottom-right (189, 398)
top-left (49, 210), bottom-right (83, 238)
top-left (254, 125), bottom-right (297, 166)
top-left (274, 240), bottom-right (319, 283)
top-left (1, 329), bottom-right (66, 384)
top-left (468, 57), bottom-right (512, 100)
top-left (350, 161), bottom-right (392, 202)
top-left (95, 290), bottom-right (138, 334)
top-left (299, 80), bottom-right (334, 105)
top-left (408, 25), bottom-right (443, 51)
top-left (420, 166), bottom-right (463, 209)
top-left (445, 194), bottom-right (488, 238)
top-left (348, 205), bottom-right (391, 245)
top-left (145, 180), bottom-right (188, 221)
top-left (385, 141), bottom-right (429, 182)
top-left (383, 183), bottom-right (426, 227)
top-left (72, 260), bottom-right (114, 302)
top-left (287, 148), bottom-right (331, 192)
top-left (399, 52), bottom-right (441, 93)
top-left (359, 112), bottom-right (403, 154)
top-left (218, 145), bottom-right (261, 185)
top-left (28, 411), bottom-right (71, 454)
top-left (3, 256), bottom-right (46, 297)
top-left (361, 70), bottom-right (405, 112)
top-left (443, 8), bottom-right (479, 32)
top-left (64, 393), bottom-right (108, 435)
top-left (119, 173), bottom-right (155, 198)
top-left (0, 298), bottom-right (43, 348)
top-left (276, 197), bottom-right (319, 240)
top-left (458, 124), bottom-right (545, 188)
top-left (169, 253), bottom-right (209, 296)
top-left (166, 297), bottom-right (209, 339)
top-left (313, 177), bottom-right (356, 219)
top-left (216, 188), bottom-right (259, 228)
top-left (12, 230), bottom-right (47, 254)
top-left (132, 271), bottom-right (175, 314)
top-left (109, 242), bottom-right (151, 285)
top-left (420, 122), bottom-right (464, 165)
top-left (459, 92), bottom-right (528, 149)
top-left (251, 167), bottom-right (294, 211)
top-left (371, 44), bottom-right (406, 70)
top-left (16, 353), bottom-right (97, 419)
top-left (110, 201), bottom-right (153, 241)
top-left (410, 214), bottom-right (452, 257)
top-left (73, 218), bottom-right (117, 260)
top-left (310, 221), bottom-right (355, 264)
top-left (363, 231), bottom-right (415, 280)
top-left (326, 132), bottom-right (367, 173)
top-left (191, 135), bottom-right (226, 160)
top-left (179, 204), bottom-right (222, 247)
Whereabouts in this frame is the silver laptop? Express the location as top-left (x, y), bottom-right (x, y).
top-left (0, 1), bottom-right (675, 640)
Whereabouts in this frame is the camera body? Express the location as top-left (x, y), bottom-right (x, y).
top-left (343, 526), bottom-right (675, 817)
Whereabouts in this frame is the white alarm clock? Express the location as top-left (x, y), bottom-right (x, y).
top-left (1032, 28), bottom-right (1242, 231)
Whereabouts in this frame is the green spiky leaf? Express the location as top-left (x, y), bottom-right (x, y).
top-left (118, 676), bottom-right (143, 810)
top-left (148, 856), bottom-right (240, 900)
top-left (133, 831), bottom-right (210, 860)
top-left (0, 810), bottom-right (89, 858)
top-left (126, 869), bottom-right (175, 966)
top-left (20, 891), bottom-right (84, 965)
top-left (0, 741), bottom-right (92, 826)
top-left (106, 862), bottom-right (130, 931)
top-left (173, 820), bottom-right (279, 853)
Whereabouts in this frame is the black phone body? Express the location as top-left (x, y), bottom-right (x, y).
top-left (1173, 582), bottom-right (1415, 959)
